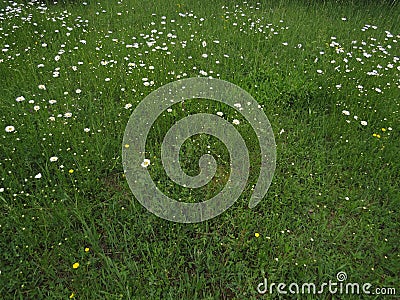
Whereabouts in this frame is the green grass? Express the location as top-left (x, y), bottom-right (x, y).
top-left (0, 0), bottom-right (399, 299)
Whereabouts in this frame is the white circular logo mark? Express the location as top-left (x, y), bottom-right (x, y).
top-left (122, 78), bottom-right (276, 223)
top-left (336, 272), bottom-right (347, 282)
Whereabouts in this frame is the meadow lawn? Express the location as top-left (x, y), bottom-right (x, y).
top-left (0, 0), bottom-right (399, 298)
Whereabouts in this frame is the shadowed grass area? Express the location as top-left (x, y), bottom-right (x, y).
top-left (0, 0), bottom-right (399, 298)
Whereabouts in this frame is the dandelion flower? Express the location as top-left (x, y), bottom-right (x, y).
top-left (141, 159), bottom-right (150, 168)
top-left (84, 247), bottom-right (90, 252)
top-left (69, 169), bottom-right (74, 174)
top-left (255, 232), bottom-right (260, 238)
top-left (72, 262), bottom-right (79, 269)
top-left (69, 293), bottom-right (75, 299)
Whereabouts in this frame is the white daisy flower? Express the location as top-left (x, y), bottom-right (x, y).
top-left (141, 158), bottom-right (151, 168)
top-left (16, 96), bottom-right (25, 102)
top-left (5, 125), bottom-right (15, 132)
